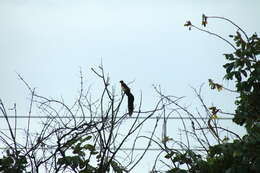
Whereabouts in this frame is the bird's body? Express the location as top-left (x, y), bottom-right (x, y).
top-left (120, 80), bottom-right (134, 116)
top-left (127, 92), bottom-right (134, 116)
top-left (120, 80), bottom-right (130, 93)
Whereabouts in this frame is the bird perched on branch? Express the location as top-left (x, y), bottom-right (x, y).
top-left (120, 80), bottom-right (134, 116)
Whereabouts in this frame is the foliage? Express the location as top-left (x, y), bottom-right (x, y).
top-left (0, 150), bottom-right (27, 173)
top-left (57, 136), bottom-right (98, 172)
top-left (0, 66), bottom-right (165, 172)
top-left (57, 135), bottom-right (126, 173)
top-left (1, 13), bottom-right (259, 173)
top-left (168, 14), bottom-right (260, 173)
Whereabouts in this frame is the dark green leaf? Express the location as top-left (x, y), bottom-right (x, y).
top-left (84, 144), bottom-right (95, 152)
top-left (241, 70), bottom-right (247, 77)
top-left (165, 152), bottom-right (174, 159)
top-left (224, 62), bottom-right (235, 73)
top-left (235, 72), bottom-right (242, 81)
top-left (80, 136), bottom-right (92, 143)
top-left (111, 161), bottom-right (123, 173)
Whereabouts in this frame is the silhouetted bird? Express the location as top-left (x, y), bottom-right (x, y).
top-left (120, 80), bottom-right (130, 93)
top-left (120, 80), bottom-right (134, 116)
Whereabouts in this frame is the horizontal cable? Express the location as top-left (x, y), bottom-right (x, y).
top-left (0, 116), bottom-right (233, 120)
top-left (0, 147), bottom-right (206, 151)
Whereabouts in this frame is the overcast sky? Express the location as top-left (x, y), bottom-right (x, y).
top-left (1, 0), bottom-right (260, 172)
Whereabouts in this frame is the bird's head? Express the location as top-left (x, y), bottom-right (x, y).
top-left (120, 80), bottom-right (124, 83)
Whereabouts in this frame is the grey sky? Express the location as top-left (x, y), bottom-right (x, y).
top-left (0, 0), bottom-right (260, 172)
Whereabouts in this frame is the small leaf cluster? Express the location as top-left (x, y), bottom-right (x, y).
top-left (57, 135), bottom-right (126, 173)
top-left (205, 137), bottom-right (260, 173)
top-left (164, 150), bottom-right (204, 173)
top-left (208, 79), bottom-right (223, 91)
top-left (57, 135), bottom-right (98, 173)
top-left (202, 14), bottom-right (208, 27)
top-left (204, 21), bottom-right (260, 173)
top-left (165, 16), bottom-right (260, 173)
top-left (0, 150), bottom-right (27, 173)
top-left (164, 136), bottom-right (260, 173)
top-left (223, 32), bottom-right (260, 128)
top-left (209, 106), bottom-right (220, 119)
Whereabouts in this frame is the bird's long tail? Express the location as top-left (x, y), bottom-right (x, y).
top-left (126, 92), bottom-right (134, 116)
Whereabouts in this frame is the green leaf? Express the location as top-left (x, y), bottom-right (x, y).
top-left (252, 157), bottom-right (260, 172)
top-left (224, 54), bottom-right (234, 60)
top-left (241, 70), bottom-right (247, 77)
top-left (84, 144), bottom-right (95, 152)
top-left (57, 158), bottom-right (66, 165)
top-left (111, 160), bottom-right (123, 173)
top-left (79, 170), bottom-right (91, 173)
top-left (166, 168), bottom-right (187, 173)
top-left (165, 152), bottom-right (174, 159)
top-left (245, 61), bottom-right (251, 69)
top-left (65, 139), bottom-right (78, 147)
top-left (90, 151), bottom-right (98, 155)
top-left (73, 143), bottom-right (82, 154)
top-left (235, 72), bottom-right (242, 81)
top-left (224, 62), bottom-right (235, 73)
top-left (224, 71), bottom-right (235, 80)
top-left (80, 136), bottom-right (92, 143)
